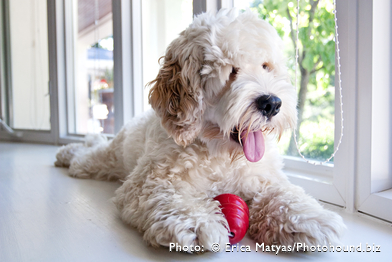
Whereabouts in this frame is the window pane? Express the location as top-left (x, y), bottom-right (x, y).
top-left (9, 0), bottom-right (50, 130)
top-left (69, 0), bottom-right (114, 134)
top-left (234, 0), bottom-right (336, 162)
top-left (142, 0), bottom-right (193, 112)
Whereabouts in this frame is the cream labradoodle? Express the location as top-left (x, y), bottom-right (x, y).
top-left (55, 9), bottom-right (345, 252)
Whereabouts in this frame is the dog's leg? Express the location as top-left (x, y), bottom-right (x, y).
top-left (248, 183), bottom-right (345, 248)
top-left (55, 143), bottom-right (85, 167)
top-left (68, 140), bottom-right (127, 181)
top-left (55, 134), bottom-right (108, 168)
top-left (114, 168), bottom-right (230, 252)
top-left (55, 134), bottom-right (127, 181)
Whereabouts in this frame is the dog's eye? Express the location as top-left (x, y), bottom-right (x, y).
top-left (262, 63), bottom-right (270, 71)
top-left (231, 67), bottom-right (239, 74)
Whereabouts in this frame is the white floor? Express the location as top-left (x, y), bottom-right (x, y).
top-left (1, 141), bottom-right (391, 262)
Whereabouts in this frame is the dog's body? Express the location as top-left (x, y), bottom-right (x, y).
top-left (55, 9), bottom-right (345, 252)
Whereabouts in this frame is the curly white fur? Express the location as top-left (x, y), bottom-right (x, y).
top-left (55, 9), bottom-right (345, 253)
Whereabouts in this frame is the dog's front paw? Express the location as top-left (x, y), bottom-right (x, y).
top-left (248, 188), bottom-right (346, 248)
top-left (144, 218), bottom-right (230, 253)
top-left (195, 221), bottom-right (230, 252)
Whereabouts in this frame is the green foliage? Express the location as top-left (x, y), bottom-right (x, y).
top-left (247, 0), bottom-right (336, 161)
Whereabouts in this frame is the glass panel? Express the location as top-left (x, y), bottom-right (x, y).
top-left (234, 0), bottom-right (336, 162)
top-left (70, 0), bottom-right (114, 134)
top-left (9, 0), bottom-right (50, 130)
top-left (142, 0), bottom-right (193, 112)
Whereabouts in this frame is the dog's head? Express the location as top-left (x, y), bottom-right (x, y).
top-left (149, 9), bottom-right (297, 162)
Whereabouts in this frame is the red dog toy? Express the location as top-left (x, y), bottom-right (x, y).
top-left (214, 194), bottom-right (249, 244)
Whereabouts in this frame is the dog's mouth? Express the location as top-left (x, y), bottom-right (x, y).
top-left (230, 127), bottom-right (265, 162)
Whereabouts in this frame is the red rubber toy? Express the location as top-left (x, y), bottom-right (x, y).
top-left (214, 194), bottom-right (249, 244)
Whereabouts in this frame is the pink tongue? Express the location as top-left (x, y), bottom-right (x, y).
top-left (241, 130), bottom-right (265, 162)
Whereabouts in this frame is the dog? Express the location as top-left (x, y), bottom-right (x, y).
top-left (55, 9), bottom-right (345, 252)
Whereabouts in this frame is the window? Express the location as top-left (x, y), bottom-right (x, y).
top-left (66, 0), bottom-right (115, 135)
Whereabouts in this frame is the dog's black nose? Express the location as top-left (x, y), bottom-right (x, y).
top-left (256, 95), bottom-right (282, 118)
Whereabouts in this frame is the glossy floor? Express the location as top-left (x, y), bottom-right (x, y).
top-left (0, 142), bottom-right (391, 262)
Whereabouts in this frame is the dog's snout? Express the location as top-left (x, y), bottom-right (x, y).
top-left (256, 95), bottom-right (282, 118)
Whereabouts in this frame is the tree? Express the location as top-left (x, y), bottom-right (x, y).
top-left (249, 0), bottom-right (336, 159)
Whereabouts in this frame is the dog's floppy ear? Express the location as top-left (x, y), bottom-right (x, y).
top-left (148, 37), bottom-right (204, 147)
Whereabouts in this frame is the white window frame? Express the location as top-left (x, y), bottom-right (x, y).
top-left (355, 0), bottom-right (392, 222)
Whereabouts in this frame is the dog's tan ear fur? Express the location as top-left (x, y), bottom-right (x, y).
top-left (148, 39), bottom-right (204, 147)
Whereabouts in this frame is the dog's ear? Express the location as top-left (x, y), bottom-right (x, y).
top-left (148, 39), bottom-right (204, 147)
